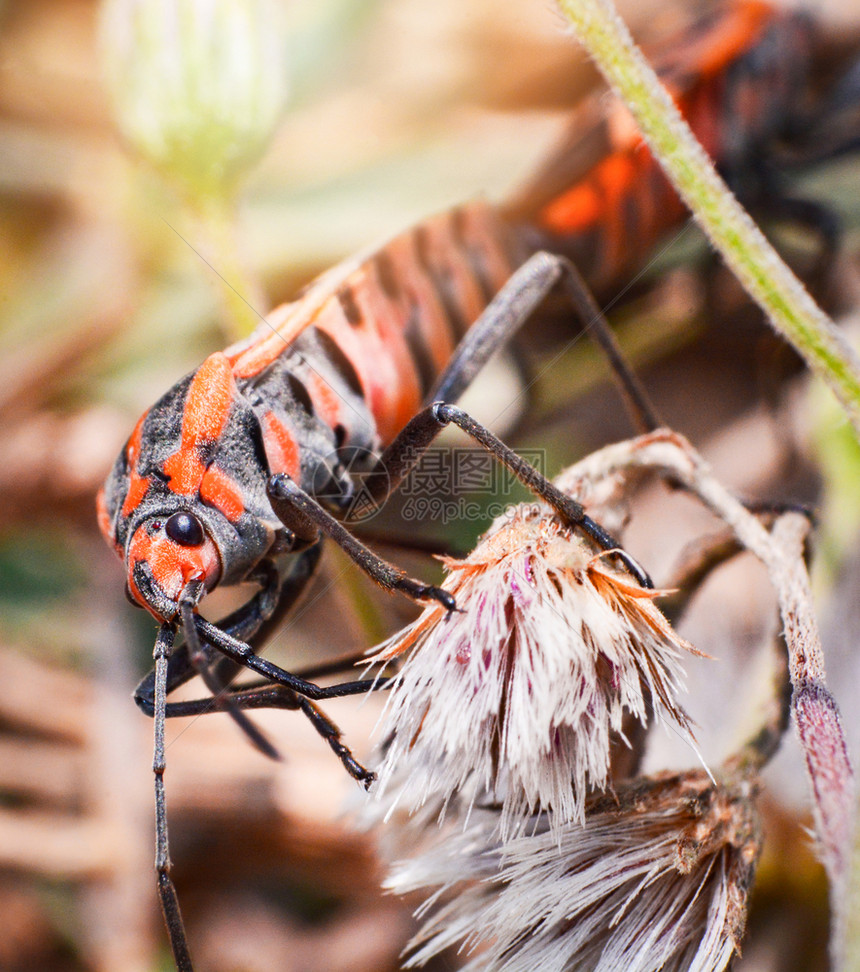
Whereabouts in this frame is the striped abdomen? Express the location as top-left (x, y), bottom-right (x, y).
top-left (227, 200), bottom-right (523, 464)
top-left (504, 1), bottom-right (811, 295)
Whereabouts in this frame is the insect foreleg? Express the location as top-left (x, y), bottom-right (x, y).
top-left (179, 594), bottom-right (281, 760)
top-left (134, 545), bottom-right (375, 731)
top-left (267, 475), bottom-right (457, 612)
top-left (207, 545), bottom-right (323, 689)
top-left (364, 402), bottom-right (652, 589)
top-left (294, 695), bottom-right (376, 786)
top-left (208, 557), bottom-right (287, 645)
top-left (135, 541), bottom-right (381, 781)
top-left (193, 615), bottom-right (385, 700)
top-left (139, 681), bottom-right (377, 784)
top-left (133, 556), bottom-right (290, 717)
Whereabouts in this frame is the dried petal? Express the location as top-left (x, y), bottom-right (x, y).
top-left (389, 772), bottom-right (759, 972)
top-left (369, 504), bottom-right (706, 834)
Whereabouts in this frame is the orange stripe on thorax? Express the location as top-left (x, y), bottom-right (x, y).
top-left (181, 352), bottom-right (235, 442)
top-left (121, 414), bottom-right (149, 517)
top-left (198, 467), bottom-right (245, 522)
top-left (161, 352), bottom-right (246, 521)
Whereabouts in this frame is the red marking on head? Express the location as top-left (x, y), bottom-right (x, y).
top-left (261, 412), bottom-right (301, 480)
top-left (162, 449), bottom-right (206, 495)
top-left (199, 466), bottom-right (245, 522)
top-left (126, 522), bottom-right (221, 617)
top-left (96, 488), bottom-right (120, 551)
top-left (161, 353), bottom-right (246, 515)
top-left (121, 414), bottom-right (151, 518)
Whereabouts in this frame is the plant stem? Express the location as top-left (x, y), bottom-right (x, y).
top-left (556, 0), bottom-right (860, 438)
top-left (189, 193), bottom-right (266, 341)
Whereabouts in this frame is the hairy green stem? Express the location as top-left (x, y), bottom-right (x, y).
top-left (556, 0), bottom-right (860, 438)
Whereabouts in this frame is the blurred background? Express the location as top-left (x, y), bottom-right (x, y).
top-left (1, 0), bottom-right (859, 969)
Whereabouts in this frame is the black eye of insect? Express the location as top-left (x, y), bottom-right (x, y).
top-left (165, 512), bottom-right (205, 547)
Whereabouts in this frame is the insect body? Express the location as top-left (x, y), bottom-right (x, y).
top-left (100, 0), bottom-right (822, 632)
top-left (96, 2), bottom-right (853, 968)
top-left (98, 203), bottom-right (522, 620)
top-left (507, 0), bottom-right (820, 292)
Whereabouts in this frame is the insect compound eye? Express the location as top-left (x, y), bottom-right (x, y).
top-left (164, 511), bottom-right (206, 547)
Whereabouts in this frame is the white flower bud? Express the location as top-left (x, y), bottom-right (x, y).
top-left (100, 0), bottom-right (290, 202)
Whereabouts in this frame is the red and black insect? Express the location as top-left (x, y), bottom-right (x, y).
top-left (97, 2), bottom-right (858, 967)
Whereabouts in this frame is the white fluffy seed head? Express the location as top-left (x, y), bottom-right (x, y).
top-left (368, 505), bottom-right (707, 836)
top-left (388, 771), bottom-right (759, 972)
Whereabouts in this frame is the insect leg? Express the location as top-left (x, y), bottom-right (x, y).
top-left (363, 402), bottom-right (652, 588)
top-left (267, 474), bottom-right (458, 611)
top-left (207, 544), bottom-right (323, 690)
top-left (151, 622), bottom-right (195, 972)
top-left (134, 549), bottom-right (318, 718)
top-left (178, 592), bottom-right (281, 760)
top-left (192, 615), bottom-right (385, 700)
top-left (294, 696), bottom-right (375, 786)
top-left (431, 250), bottom-right (661, 434)
top-left (144, 682), bottom-right (376, 786)
top-left (143, 679), bottom-right (376, 784)
top-left (139, 544), bottom-right (376, 784)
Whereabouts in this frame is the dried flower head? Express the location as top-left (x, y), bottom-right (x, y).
top-left (389, 771), bottom-right (759, 972)
top-left (369, 503), bottom-right (706, 834)
top-left (100, 0), bottom-right (290, 203)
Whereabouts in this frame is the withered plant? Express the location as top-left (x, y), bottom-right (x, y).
top-left (363, 430), bottom-right (854, 971)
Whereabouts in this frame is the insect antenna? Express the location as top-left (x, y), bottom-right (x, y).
top-left (152, 622), bottom-right (194, 972)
